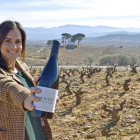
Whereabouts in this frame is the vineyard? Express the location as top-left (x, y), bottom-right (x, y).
top-left (29, 65), bottom-right (140, 140)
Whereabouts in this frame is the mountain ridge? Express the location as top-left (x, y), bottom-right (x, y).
top-left (24, 24), bottom-right (140, 40)
top-left (92, 33), bottom-right (140, 43)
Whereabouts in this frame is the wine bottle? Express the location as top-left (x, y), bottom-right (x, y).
top-left (32, 40), bottom-right (60, 119)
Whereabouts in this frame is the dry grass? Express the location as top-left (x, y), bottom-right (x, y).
top-left (25, 46), bottom-right (140, 67)
top-left (25, 45), bottom-right (107, 66)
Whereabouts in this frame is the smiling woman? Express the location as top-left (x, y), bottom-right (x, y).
top-left (1, 28), bottom-right (22, 69)
top-left (0, 20), bottom-right (55, 140)
top-left (0, 21), bottom-right (27, 72)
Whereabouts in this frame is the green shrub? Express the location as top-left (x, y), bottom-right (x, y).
top-left (65, 44), bottom-right (77, 49)
top-left (99, 54), bottom-right (131, 66)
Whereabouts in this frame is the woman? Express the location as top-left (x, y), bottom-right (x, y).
top-left (0, 20), bottom-right (57, 140)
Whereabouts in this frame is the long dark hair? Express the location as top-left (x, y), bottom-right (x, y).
top-left (0, 20), bottom-right (26, 72)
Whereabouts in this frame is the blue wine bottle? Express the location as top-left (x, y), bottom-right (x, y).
top-left (32, 40), bottom-right (60, 119)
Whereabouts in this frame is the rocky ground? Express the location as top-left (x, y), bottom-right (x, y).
top-left (30, 67), bottom-right (140, 140)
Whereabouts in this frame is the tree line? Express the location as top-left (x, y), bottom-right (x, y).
top-left (47, 33), bottom-right (85, 46)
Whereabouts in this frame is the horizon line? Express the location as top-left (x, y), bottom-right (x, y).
top-left (23, 24), bottom-right (140, 29)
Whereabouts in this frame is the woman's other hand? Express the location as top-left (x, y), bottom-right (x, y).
top-left (56, 96), bottom-right (60, 103)
top-left (33, 76), bottom-right (40, 87)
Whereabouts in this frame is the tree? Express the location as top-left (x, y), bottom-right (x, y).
top-left (62, 37), bottom-right (65, 45)
top-left (75, 33), bottom-right (85, 45)
top-left (71, 35), bottom-right (78, 44)
top-left (61, 33), bottom-right (72, 45)
top-left (47, 40), bottom-right (53, 46)
top-left (88, 57), bottom-right (93, 66)
top-left (119, 46), bottom-right (123, 48)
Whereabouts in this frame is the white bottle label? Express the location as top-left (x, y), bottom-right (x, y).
top-left (33, 86), bottom-right (58, 113)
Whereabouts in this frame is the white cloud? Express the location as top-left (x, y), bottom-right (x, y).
top-left (0, 0), bottom-right (140, 27)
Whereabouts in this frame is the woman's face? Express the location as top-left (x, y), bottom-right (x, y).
top-left (1, 28), bottom-right (22, 64)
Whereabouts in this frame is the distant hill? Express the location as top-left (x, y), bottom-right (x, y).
top-left (92, 34), bottom-right (140, 43)
top-left (24, 25), bottom-right (140, 40)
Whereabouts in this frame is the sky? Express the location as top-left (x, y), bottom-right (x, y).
top-left (1, 0), bottom-right (140, 28)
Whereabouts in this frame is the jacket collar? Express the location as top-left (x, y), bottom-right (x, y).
top-left (5, 59), bottom-right (33, 86)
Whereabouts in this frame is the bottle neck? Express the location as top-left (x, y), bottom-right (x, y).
top-left (51, 40), bottom-right (60, 55)
top-left (49, 53), bottom-right (58, 61)
top-left (51, 48), bottom-right (59, 56)
top-left (50, 53), bottom-right (58, 56)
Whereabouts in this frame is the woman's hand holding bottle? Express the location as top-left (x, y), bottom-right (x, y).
top-left (24, 76), bottom-right (60, 111)
top-left (23, 87), bottom-right (41, 111)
